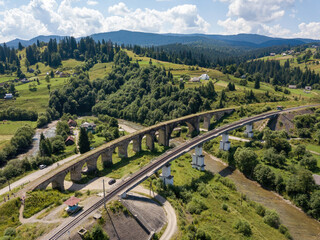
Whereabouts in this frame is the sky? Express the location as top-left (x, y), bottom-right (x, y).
top-left (0, 0), bottom-right (319, 42)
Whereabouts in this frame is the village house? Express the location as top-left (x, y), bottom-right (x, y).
top-left (65, 136), bottom-right (75, 146)
top-left (305, 86), bottom-right (312, 91)
top-left (68, 119), bottom-right (77, 127)
top-left (200, 74), bottom-right (210, 80)
top-left (288, 85), bottom-right (297, 89)
top-left (80, 122), bottom-right (96, 133)
top-left (270, 53), bottom-right (276, 56)
top-left (4, 93), bottom-right (13, 100)
top-left (189, 77), bottom-right (200, 82)
top-left (59, 72), bottom-right (70, 78)
top-left (241, 74), bottom-right (247, 79)
top-left (20, 78), bottom-right (29, 84)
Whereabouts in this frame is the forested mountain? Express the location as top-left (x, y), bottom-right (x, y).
top-left (3, 30), bottom-right (319, 49)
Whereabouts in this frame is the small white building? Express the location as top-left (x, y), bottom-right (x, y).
top-left (199, 74), bottom-right (210, 80)
top-left (305, 86), bottom-right (312, 91)
top-left (270, 53), bottom-right (276, 56)
top-left (288, 85), bottom-right (297, 89)
top-left (4, 93), bottom-right (13, 100)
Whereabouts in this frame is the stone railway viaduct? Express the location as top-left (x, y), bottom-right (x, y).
top-left (26, 108), bottom-right (234, 192)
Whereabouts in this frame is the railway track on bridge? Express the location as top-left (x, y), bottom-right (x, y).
top-left (47, 104), bottom-right (319, 239)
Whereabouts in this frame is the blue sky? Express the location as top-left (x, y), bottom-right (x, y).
top-left (0, 0), bottom-right (319, 42)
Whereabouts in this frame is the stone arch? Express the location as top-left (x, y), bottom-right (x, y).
top-left (101, 148), bottom-right (114, 168)
top-left (116, 141), bottom-right (130, 158)
top-left (70, 162), bottom-right (85, 182)
top-left (132, 135), bottom-right (143, 153)
top-left (51, 171), bottom-right (68, 191)
top-left (145, 131), bottom-right (156, 151)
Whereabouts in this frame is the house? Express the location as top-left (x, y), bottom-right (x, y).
top-left (288, 85), bottom-right (297, 89)
top-left (4, 93), bottom-right (13, 100)
top-left (64, 196), bottom-right (81, 214)
top-left (68, 119), bottom-right (77, 127)
top-left (241, 74), bottom-right (247, 79)
top-left (81, 122), bottom-right (96, 133)
top-left (59, 72), bottom-right (70, 78)
top-left (27, 68), bottom-right (34, 73)
top-left (200, 74), bottom-right (210, 80)
top-left (55, 70), bottom-right (61, 75)
top-left (189, 77), bottom-right (200, 82)
top-left (65, 136), bottom-right (75, 146)
top-left (282, 53), bottom-right (287, 56)
top-left (305, 86), bottom-right (312, 91)
top-left (270, 53), bottom-right (276, 56)
top-left (20, 78), bottom-right (29, 84)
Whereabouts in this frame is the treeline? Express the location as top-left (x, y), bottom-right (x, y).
top-left (128, 43), bottom-right (293, 68)
top-left (23, 37), bottom-right (118, 68)
top-left (0, 107), bottom-right (38, 121)
top-left (0, 125), bottom-right (35, 165)
top-left (0, 43), bottom-right (19, 74)
top-left (223, 59), bottom-right (320, 87)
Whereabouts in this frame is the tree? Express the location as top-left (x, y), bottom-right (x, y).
top-left (253, 164), bottom-right (275, 188)
top-left (263, 147), bottom-right (286, 167)
top-left (234, 147), bottom-right (258, 176)
top-left (263, 210), bottom-right (280, 228)
top-left (56, 121), bottom-right (70, 139)
top-left (286, 169), bottom-right (315, 196)
top-left (78, 127), bottom-right (90, 154)
top-left (300, 156), bottom-right (317, 171)
top-left (254, 78), bottom-right (260, 89)
top-left (294, 145), bottom-right (306, 160)
top-left (51, 138), bottom-right (65, 154)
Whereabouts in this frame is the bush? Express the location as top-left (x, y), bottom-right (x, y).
top-left (186, 198), bottom-right (208, 214)
top-left (253, 164), bottom-right (275, 189)
top-left (263, 210), bottom-right (280, 228)
top-left (233, 219), bottom-right (252, 236)
top-left (4, 227), bottom-right (16, 236)
top-left (255, 204), bottom-right (266, 217)
top-left (221, 203), bottom-right (228, 211)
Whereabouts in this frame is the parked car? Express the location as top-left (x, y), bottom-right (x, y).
top-left (39, 164), bottom-right (47, 169)
top-left (108, 179), bottom-right (116, 185)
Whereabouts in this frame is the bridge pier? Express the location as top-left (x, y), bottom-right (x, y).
top-left (203, 115), bottom-right (212, 130)
top-left (245, 124), bottom-right (254, 138)
top-left (70, 164), bottom-right (83, 182)
top-left (146, 133), bottom-right (155, 151)
top-left (51, 172), bottom-right (67, 191)
top-left (158, 128), bottom-right (168, 147)
top-left (118, 141), bottom-right (129, 158)
top-left (132, 136), bottom-right (142, 153)
top-left (101, 150), bottom-right (113, 167)
top-left (220, 133), bottom-right (231, 151)
top-left (192, 145), bottom-right (205, 171)
top-left (160, 163), bottom-right (174, 185)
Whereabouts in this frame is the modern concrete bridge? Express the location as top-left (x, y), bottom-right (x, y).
top-left (25, 108), bottom-right (234, 192)
top-left (44, 104), bottom-right (318, 240)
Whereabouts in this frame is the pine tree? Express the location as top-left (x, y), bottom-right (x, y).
top-left (78, 127), bottom-right (90, 154)
top-left (254, 78), bottom-right (260, 89)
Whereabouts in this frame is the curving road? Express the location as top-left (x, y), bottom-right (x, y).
top-left (46, 104), bottom-right (319, 239)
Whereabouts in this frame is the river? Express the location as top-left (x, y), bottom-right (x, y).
top-left (118, 119), bottom-right (320, 240)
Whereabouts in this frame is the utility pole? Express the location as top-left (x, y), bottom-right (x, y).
top-left (103, 179), bottom-right (106, 209)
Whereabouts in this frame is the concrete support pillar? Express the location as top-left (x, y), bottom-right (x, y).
top-left (158, 128), bottom-right (168, 147)
top-left (132, 136), bottom-right (142, 153)
top-left (70, 164), bottom-right (83, 182)
top-left (118, 141), bottom-right (129, 158)
top-left (245, 124), bottom-right (254, 138)
top-left (203, 115), bottom-right (211, 131)
top-left (160, 163), bottom-right (174, 185)
top-left (51, 173), bottom-right (66, 191)
top-left (146, 133), bottom-right (155, 151)
top-left (220, 133), bottom-right (231, 151)
top-left (192, 145), bottom-right (205, 171)
top-left (86, 157), bottom-right (98, 172)
top-left (101, 150), bottom-right (113, 168)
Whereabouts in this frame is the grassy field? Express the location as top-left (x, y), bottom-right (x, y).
top-left (151, 154), bottom-right (288, 240)
top-left (0, 198), bottom-right (21, 236)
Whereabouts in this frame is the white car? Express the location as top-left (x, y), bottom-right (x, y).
top-left (39, 164), bottom-right (47, 169)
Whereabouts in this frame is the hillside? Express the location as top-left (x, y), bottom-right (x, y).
top-left (3, 30), bottom-right (319, 49)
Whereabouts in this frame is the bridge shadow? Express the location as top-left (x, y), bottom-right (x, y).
top-left (218, 166), bottom-right (235, 178)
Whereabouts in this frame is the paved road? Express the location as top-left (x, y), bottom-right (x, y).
top-left (0, 153), bottom-right (80, 196)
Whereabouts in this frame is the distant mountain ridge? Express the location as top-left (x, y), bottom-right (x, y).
top-left (2, 30), bottom-right (319, 49)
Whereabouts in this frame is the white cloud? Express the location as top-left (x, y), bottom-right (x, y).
top-left (87, 0), bottom-right (98, 6)
top-left (0, 1), bottom-right (4, 6)
top-left (294, 22), bottom-right (320, 39)
top-left (106, 3), bottom-right (209, 34)
top-left (218, 0), bottom-right (295, 37)
top-left (0, 1), bottom-right (209, 42)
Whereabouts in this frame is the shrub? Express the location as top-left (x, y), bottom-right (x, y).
top-left (222, 203), bottom-right (228, 211)
top-left (263, 210), bottom-right (280, 228)
top-left (233, 219), bottom-right (252, 236)
top-left (4, 227), bottom-right (16, 236)
top-left (255, 204), bottom-right (266, 217)
top-left (186, 198), bottom-right (208, 214)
